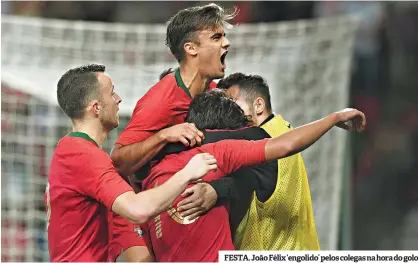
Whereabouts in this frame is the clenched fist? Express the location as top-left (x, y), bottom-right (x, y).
top-left (335, 108), bottom-right (366, 132)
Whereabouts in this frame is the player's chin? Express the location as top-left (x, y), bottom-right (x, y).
top-left (214, 69), bottom-right (225, 79)
top-left (110, 118), bottom-right (119, 130)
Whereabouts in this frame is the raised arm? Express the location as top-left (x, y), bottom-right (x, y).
top-left (264, 109), bottom-right (366, 161)
top-left (212, 108), bottom-right (366, 175)
top-left (178, 109), bottom-right (366, 219)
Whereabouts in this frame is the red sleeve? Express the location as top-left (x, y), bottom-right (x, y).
top-left (78, 151), bottom-right (133, 209)
top-left (116, 100), bottom-right (173, 146)
top-left (108, 213), bottom-right (146, 262)
top-left (210, 139), bottom-right (268, 175)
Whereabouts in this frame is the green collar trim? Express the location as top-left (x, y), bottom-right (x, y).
top-left (174, 68), bottom-right (192, 99)
top-left (68, 132), bottom-right (99, 147)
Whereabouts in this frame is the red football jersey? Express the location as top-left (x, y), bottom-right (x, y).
top-left (116, 69), bottom-right (193, 146)
top-left (111, 69), bottom-right (220, 259)
top-left (46, 132), bottom-right (133, 262)
top-left (208, 80), bottom-right (218, 90)
top-left (141, 139), bottom-right (268, 262)
top-left (108, 212), bottom-right (147, 262)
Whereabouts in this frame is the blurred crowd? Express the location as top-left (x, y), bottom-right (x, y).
top-left (2, 1), bottom-right (418, 251)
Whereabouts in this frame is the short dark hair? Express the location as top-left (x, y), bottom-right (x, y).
top-left (166, 3), bottom-right (237, 62)
top-left (217, 72), bottom-right (272, 112)
top-left (57, 64), bottom-right (105, 119)
top-left (186, 91), bottom-right (250, 130)
top-left (159, 68), bottom-right (177, 80)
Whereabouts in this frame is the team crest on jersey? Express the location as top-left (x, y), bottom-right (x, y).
top-left (167, 205), bottom-right (199, 225)
top-left (133, 226), bottom-right (143, 237)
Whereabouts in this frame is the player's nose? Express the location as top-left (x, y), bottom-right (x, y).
top-left (222, 37), bottom-right (231, 49)
top-left (115, 93), bottom-right (122, 104)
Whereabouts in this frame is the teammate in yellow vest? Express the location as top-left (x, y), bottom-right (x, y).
top-left (178, 72), bottom-right (320, 250)
top-left (217, 72), bottom-right (320, 250)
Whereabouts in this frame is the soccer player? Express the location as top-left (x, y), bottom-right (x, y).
top-left (217, 73), bottom-right (320, 250)
top-left (162, 91), bottom-right (278, 231)
top-left (46, 64), bottom-right (218, 262)
top-left (179, 74), bottom-right (321, 250)
top-left (109, 3), bottom-right (236, 261)
top-left (110, 3), bottom-right (234, 178)
top-left (141, 91), bottom-right (366, 261)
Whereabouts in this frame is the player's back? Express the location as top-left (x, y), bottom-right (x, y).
top-left (47, 135), bottom-right (110, 262)
top-left (142, 138), bottom-right (267, 261)
top-left (142, 146), bottom-right (233, 262)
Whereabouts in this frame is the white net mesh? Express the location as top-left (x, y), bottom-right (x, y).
top-left (1, 15), bottom-right (358, 261)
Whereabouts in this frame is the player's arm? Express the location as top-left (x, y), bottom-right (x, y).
top-left (116, 246), bottom-right (154, 262)
top-left (177, 172), bottom-right (257, 219)
top-left (177, 127), bottom-right (272, 217)
top-left (111, 153), bottom-right (217, 224)
top-left (264, 109), bottom-right (365, 160)
top-left (217, 108), bottom-right (366, 174)
top-left (111, 122), bottom-right (204, 178)
top-left (81, 151), bottom-right (216, 225)
top-left (109, 213), bottom-right (154, 262)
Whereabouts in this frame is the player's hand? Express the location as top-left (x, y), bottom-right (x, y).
top-left (181, 153), bottom-right (217, 182)
top-left (177, 183), bottom-right (218, 220)
top-left (160, 123), bottom-right (204, 147)
top-left (334, 108), bottom-right (366, 132)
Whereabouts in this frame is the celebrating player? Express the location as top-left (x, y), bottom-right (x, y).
top-left (218, 73), bottom-right (319, 250)
top-left (45, 64), bottom-right (218, 262)
top-left (178, 73), bottom-right (321, 250)
top-left (109, 3), bottom-right (236, 261)
top-left (110, 3), bottom-right (234, 177)
top-left (141, 90), bottom-right (366, 262)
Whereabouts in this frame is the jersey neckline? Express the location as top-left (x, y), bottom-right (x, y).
top-left (68, 132), bottom-right (99, 147)
top-left (174, 68), bottom-right (192, 99)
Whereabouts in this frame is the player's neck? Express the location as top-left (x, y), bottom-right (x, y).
top-left (72, 120), bottom-right (107, 148)
top-left (179, 64), bottom-right (211, 98)
top-left (256, 112), bottom-right (273, 126)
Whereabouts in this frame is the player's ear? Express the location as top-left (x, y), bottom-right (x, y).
top-left (184, 41), bottom-right (198, 56)
top-left (254, 97), bottom-right (265, 115)
top-left (89, 100), bottom-right (101, 116)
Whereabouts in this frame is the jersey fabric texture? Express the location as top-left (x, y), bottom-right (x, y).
top-left (162, 127), bottom-right (278, 232)
top-left (141, 139), bottom-right (268, 262)
top-left (110, 69), bottom-right (218, 260)
top-left (46, 132), bottom-right (133, 262)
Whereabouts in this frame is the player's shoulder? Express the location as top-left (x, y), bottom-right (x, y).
top-left (262, 115), bottom-right (292, 136)
top-left (238, 126), bottom-right (271, 140)
top-left (55, 136), bottom-right (110, 162)
top-left (205, 126), bottom-right (270, 142)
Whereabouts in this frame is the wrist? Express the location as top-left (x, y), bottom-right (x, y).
top-left (157, 129), bottom-right (168, 143)
top-left (173, 169), bottom-right (190, 186)
top-left (329, 112), bottom-right (340, 124)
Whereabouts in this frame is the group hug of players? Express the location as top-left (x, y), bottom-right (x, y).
top-left (45, 3), bottom-right (367, 262)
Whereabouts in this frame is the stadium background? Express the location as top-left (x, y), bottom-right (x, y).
top-left (2, 1), bottom-right (418, 261)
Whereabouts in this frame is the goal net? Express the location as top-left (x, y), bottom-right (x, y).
top-left (1, 15), bottom-right (358, 261)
